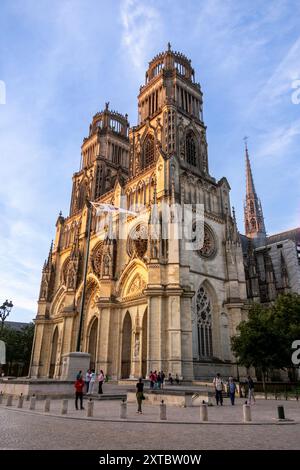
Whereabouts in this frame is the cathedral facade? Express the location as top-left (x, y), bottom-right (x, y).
top-left (30, 46), bottom-right (248, 380)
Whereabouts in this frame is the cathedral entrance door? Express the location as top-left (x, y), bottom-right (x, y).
top-left (87, 317), bottom-right (98, 371)
top-left (49, 327), bottom-right (58, 378)
top-left (121, 312), bottom-right (132, 378)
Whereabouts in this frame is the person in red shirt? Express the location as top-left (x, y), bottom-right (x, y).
top-left (74, 377), bottom-right (85, 410)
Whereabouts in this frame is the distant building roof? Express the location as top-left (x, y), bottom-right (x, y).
top-left (4, 321), bottom-right (30, 331)
top-left (267, 227), bottom-right (300, 245)
top-left (240, 227), bottom-right (300, 255)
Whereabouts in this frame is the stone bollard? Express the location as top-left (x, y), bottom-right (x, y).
top-left (87, 399), bottom-right (94, 417)
top-left (44, 397), bottom-right (51, 413)
top-left (277, 405), bottom-right (285, 420)
top-left (120, 399), bottom-right (127, 419)
top-left (17, 393), bottom-right (24, 409)
top-left (29, 395), bottom-right (36, 410)
top-left (160, 400), bottom-right (167, 420)
top-left (200, 402), bottom-right (208, 422)
top-left (243, 404), bottom-right (251, 422)
top-left (0, 391), bottom-right (3, 404)
top-left (61, 399), bottom-right (68, 415)
top-left (6, 395), bottom-right (13, 407)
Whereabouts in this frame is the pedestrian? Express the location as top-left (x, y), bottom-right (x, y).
top-left (85, 369), bottom-right (91, 394)
top-left (168, 373), bottom-right (173, 385)
top-left (136, 377), bottom-right (144, 414)
top-left (228, 377), bottom-right (236, 405)
top-left (157, 372), bottom-right (162, 389)
top-left (175, 374), bottom-right (180, 385)
top-left (213, 373), bottom-right (224, 406)
top-left (149, 370), bottom-right (154, 389)
top-left (76, 370), bottom-right (82, 380)
top-left (74, 375), bottom-right (85, 410)
top-left (161, 371), bottom-right (165, 389)
top-left (98, 369), bottom-right (104, 394)
top-left (88, 369), bottom-right (96, 395)
top-left (153, 370), bottom-right (158, 389)
top-left (247, 375), bottom-right (256, 404)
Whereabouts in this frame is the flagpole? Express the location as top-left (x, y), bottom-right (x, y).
top-left (76, 199), bottom-right (93, 352)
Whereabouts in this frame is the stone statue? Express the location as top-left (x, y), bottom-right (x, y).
top-left (134, 336), bottom-right (140, 358)
top-left (67, 266), bottom-right (76, 290)
top-left (40, 278), bottom-right (48, 299)
top-left (103, 255), bottom-right (110, 276)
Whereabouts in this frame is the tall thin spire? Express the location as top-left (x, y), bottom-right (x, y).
top-left (244, 137), bottom-right (256, 197)
top-left (243, 139), bottom-right (266, 243)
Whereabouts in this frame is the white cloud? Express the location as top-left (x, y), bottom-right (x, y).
top-left (120, 0), bottom-right (163, 74)
top-left (249, 35), bottom-right (300, 112)
top-left (255, 119), bottom-right (300, 161)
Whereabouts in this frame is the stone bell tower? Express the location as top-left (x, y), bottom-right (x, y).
top-left (69, 103), bottom-right (130, 216)
top-left (130, 42), bottom-right (208, 181)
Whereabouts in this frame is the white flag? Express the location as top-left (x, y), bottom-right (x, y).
top-left (91, 201), bottom-right (137, 217)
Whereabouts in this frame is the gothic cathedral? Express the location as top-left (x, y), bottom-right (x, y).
top-left (30, 46), bottom-right (248, 380)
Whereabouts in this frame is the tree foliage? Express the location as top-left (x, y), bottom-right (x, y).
top-left (232, 293), bottom-right (300, 380)
top-left (0, 323), bottom-right (34, 375)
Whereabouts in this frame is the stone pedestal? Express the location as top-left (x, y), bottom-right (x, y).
top-left (60, 352), bottom-right (91, 381)
top-left (200, 403), bottom-right (208, 421)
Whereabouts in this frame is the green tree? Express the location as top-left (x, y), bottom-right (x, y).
top-left (232, 304), bottom-right (284, 391)
top-left (270, 293), bottom-right (300, 380)
top-left (0, 323), bottom-right (34, 376)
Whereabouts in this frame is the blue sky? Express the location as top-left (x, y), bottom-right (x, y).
top-left (0, 0), bottom-right (300, 322)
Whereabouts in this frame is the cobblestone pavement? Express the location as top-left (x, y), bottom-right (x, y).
top-left (1, 398), bottom-right (300, 450)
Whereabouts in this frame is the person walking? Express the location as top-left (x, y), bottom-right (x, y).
top-left (136, 377), bottom-right (144, 414)
top-left (88, 369), bottom-right (96, 395)
top-left (175, 374), bottom-right (180, 385)
top-left (247, 375), bottom-right (256, 404)
top-left (85, 369), bottom-right (91, 394)
top-left (213, 373), bottom-right (224, 406)
top-left (228, 377), bottom-right (236, 405)
top-left (74, 375), bottom-right (85, 410)
top-left (98, 370), bottom-right (104, 394)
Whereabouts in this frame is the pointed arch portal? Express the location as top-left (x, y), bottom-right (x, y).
top-left (121, 312), bottom-right (132, 378)
top-left (49, 327), bottom-right (58, 378)
top-left (87, 317), bottom-right (98, 371)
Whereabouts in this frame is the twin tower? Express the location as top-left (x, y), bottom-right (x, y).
top-left (30, 45), bottom-right (250, 380)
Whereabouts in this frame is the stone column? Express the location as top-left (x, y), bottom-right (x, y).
top-left (131, 329), bottom-right (141, 378)
top-left (97, 304), bottom-right (111, 374)
top-left (146, 290), bottom-right (163, 373)
top-left (30, 322), bottom-right (46, 378)
top-left (180, 292), bottom-right (194, 379)
top-left (166, 293), bottom-right (182, 377)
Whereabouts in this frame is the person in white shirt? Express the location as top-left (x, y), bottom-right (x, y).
top-left (85, 369), bottom-right (91, 394)
top-left (88, 369), bottom-right (96, 395)
top-left (213, 373), bottom-right (224, 405)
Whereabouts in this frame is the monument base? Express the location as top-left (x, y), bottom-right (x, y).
top-left (60, 352), bottom-right (91, 381)
top-left (127, 389), bottom-right (213, 407)
top-left (0, 378), bottom-right (74, 399)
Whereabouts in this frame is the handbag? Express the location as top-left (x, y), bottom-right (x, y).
top-left (141, 394), bottom-right (146, 400)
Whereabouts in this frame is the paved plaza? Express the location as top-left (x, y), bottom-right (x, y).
top-left (1, 392), bottom-right (300, 450)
